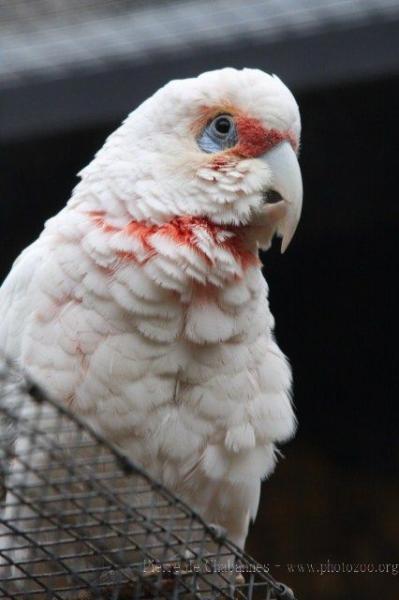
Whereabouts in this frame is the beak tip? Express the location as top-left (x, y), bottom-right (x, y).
top-left (279, 225), bottom-right (294, 254)
top-left (280, 238), bottom-right (289, 254)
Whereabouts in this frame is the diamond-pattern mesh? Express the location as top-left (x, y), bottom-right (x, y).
top-left (1, 0), bottom-right (398, 84)
top-left (0, 357), bottom-right (295, 600)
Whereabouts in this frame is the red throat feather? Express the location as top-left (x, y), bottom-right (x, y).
top-left (88, 212), bottom-right (259, 271)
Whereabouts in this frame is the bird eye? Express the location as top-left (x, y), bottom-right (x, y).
top-left (214, 116), bottom-right (232, 135)
top-left (197, 114), bottom-right (237, 153)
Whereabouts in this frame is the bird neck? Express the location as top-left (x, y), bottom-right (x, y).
top-left (85, 210), bottom-right (260, 290)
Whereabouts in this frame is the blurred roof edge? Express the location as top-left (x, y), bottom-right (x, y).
top-left (1, 14), bottom-right (399, 142)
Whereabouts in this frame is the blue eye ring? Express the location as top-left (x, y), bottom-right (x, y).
top-left (197, 114), bottom-right (238, 153)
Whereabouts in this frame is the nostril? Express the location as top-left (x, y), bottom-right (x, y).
top-left (264, 189), bottom-right (283, 204)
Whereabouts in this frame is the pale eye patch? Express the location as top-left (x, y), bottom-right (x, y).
top-left (197, 114), bottom-right (238, 153)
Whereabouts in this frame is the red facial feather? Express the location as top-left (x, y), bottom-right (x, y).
top-left (210, 155), bottom-right (231, 171)
top-left (234, 115), bottom-right (296, 158)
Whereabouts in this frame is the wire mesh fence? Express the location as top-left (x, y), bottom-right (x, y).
top-left (0, 356), bottom-right (296, 599)
top-left (2, 0), bottom-right (399, 84)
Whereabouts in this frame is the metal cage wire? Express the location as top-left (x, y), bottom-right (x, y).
top-left (0, 357), bottom-right (296, 600)
top-left (2, 0), bottom-right (399, 85)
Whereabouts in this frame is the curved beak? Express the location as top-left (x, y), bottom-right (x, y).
top-left (261, 141), bottom-right (303, 253)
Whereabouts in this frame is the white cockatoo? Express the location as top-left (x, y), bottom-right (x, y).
top-left (0, 68), bottom-right (302, 558)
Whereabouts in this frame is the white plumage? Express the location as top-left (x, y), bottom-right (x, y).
top-left (0, 68), bottom-right (302, 557)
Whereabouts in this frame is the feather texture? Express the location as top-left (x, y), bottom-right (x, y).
top-left (0, 68), bottom-right (300, 562)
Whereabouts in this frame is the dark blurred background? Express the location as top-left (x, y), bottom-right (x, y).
top-left (1, 1), bottom-right (398, 598)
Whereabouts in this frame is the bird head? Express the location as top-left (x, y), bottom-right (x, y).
top-left (80, 67), bottom-right (302, 253)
